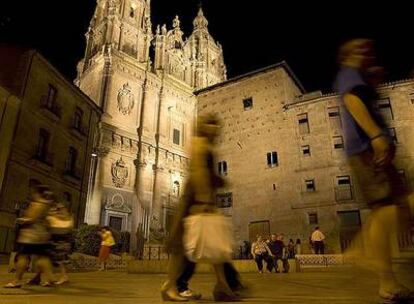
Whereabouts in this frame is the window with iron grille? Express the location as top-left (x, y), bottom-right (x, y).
top-left (267, 152), bottom-right (278, 167)
top-left (298, 113), bottom-right (310, 134)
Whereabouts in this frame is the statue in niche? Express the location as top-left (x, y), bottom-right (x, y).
top-left (172, 181), bottom-right (180, 197)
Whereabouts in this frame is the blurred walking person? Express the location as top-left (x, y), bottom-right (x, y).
top-left (335, 38), bottom-right (414, 302)
top-left (162, 115), bottom-right (241, 302)
top-left (4, 185), bottom-right (55, 288)
top-left (26, 198), bottom-right (74, 286)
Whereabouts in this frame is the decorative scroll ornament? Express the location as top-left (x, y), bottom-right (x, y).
top-left (117, 83), bottom-right (135, 115)
top-left (111, 158), bottom-right (128, 188)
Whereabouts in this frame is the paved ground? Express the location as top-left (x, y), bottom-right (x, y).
top-left (0, 266), bottom-right (413, 304)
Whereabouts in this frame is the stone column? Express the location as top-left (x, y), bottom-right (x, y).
top-left (84, 146), bottom-right (109, 225)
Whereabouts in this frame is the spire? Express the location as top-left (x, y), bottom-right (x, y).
top-left (193, 6), bottom-right (208, 30)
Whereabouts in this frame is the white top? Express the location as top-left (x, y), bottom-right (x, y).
top-left (311, 230), bottom-right (325, 242)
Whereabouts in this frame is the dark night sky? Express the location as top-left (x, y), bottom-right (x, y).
top-left (1, 0), bottom-right (413, 92)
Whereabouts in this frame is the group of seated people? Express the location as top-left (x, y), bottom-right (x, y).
top-left (250, 234), bottom-right (300, 273)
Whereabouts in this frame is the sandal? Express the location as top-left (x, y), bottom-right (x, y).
top-left (4, 282), bottom-right (22, 289)
top-left (54, 279), bottom-right (69, 286)
top-left (40, 282), bottom-right (53, 287)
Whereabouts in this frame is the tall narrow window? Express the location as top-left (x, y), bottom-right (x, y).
top-left (335, 176), bottom-right (353, 201)
top-left (66, 147), bottom-right (78, 174)
top-left (73, 107), bottom-right (83, 130)
top-left (130, 7), bottom-right (135, 18)
top-left (218, 161), bottom-right (228, 176)
top-left (173, 129), bottom-right (180, 145)
top-left (328, 106), bottom-right (342, 129)
top-left (37, 129), bottom-right (50, 160)
top-left (377, 98), bottom-right (394, 121)
top-left (267, 152), bottom-right (278, 167)
top-left (46, 85), bottom-right (57, 109)
top-left (298, 113), bottom-right (310, 134)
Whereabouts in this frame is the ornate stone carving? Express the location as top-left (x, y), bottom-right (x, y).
top-left (105, 193), bottom-right (132, 213)
top-left (117, 83), bottom-right (135, 115)
top-left (111, 158), bottom-right (128, 188)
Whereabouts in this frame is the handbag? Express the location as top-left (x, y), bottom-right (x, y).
top-left (183, 213), bottom-right (233, 263)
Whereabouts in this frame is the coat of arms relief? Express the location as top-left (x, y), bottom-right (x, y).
top-left (111, 158), bottom-right (128, 188)
top-left (117, 83), bottom-right (135, 115)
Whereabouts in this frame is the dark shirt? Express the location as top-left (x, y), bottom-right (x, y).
top-left (334, 67), bottom-right (391, 155)
top-left (267, 240), bottom-right (285, 256)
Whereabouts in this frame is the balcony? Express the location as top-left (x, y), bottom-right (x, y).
top-left (40, 96), bottom-right (62, 121)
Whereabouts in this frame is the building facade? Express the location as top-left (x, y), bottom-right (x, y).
top-left (75, 0), bottom-right (413, 253)
top-left (75, 0), bottom-right (226, 245)
top-left (0, 47), bottom-right (102, 254)
top-left (197, 67), bottom-right (414, 253)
